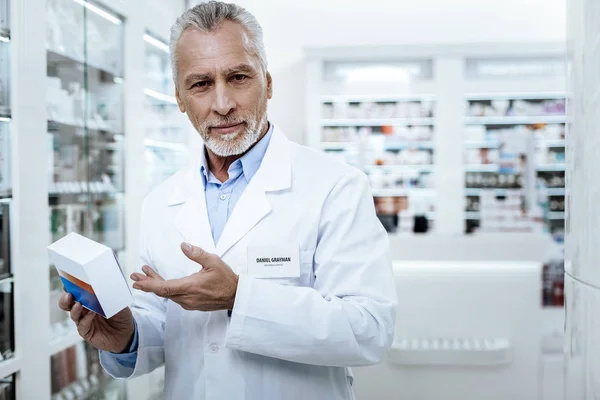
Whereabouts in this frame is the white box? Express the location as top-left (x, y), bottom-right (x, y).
top-left (48, 232), bottom-right (133, 318)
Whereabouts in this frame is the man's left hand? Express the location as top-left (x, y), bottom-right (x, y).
top-left (131, 243), bottom-right (239, 312)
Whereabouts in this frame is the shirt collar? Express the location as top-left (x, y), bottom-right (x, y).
top-left (200, 122), bottom-right (274, 186)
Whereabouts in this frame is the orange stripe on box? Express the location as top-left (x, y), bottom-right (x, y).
top-left (57, 269), bottom-right (95, 295)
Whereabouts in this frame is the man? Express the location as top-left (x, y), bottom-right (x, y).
top-left (59, 2), bottom-right (397, 399)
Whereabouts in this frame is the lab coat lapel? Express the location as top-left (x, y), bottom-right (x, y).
top-left (168, 162), bottom-right (217, 254)
top-left (215, 127), bottom-right (292, 258)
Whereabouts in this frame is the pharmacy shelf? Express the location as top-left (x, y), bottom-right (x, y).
top-left (465, 140), bottom-right (500, 149)
top-left (48, 328), bottom-right (83, 357)
top-left (465, 164), bottom-right (500, 173)
top-left (145, 126), bottom-right (188, 132)
top-left (536, 164), bottom-right (566, 172)
top-left (47, 119), bottom-right (122, 136)
top-left (364, 164), bottom-right (434, 174)
top-left (372, 188), bottom-right (435, 197)
top-left (321, 118), bottom-right (435, 127)
top-left (47, 48), bottom-right (122, 79)
top-left (51, 375), bottom-right (124, 400)
top-left (544, 188), bottom-right (566, 196)
top-left (465, 212), bottom-right (481, 219)
top-left (547, 212), bottom-right (566, 220)
top-left (465, 92), bottom-right (566, 101)
top-left (321, 94), bottom-right (436, 103)
top-left (48, 183), bottom-right (120, 197)
top-left (48, 192), bottom-right (122, 202)
top-left (465, 188), bottom-right (523, 196)
top-left (144, 88), bottom-right (177, 105)
top-left (537, 139), bottom-right (566, 147)
top-left (464, 116), bottom-right (566, 125)
top-left (144, 139), bottom-right (188, 152)
top-left (320, 142), bottom-right (355, 150)
top-left (323, 140), bottom-right (435, 151)
top-left (0, 358), bottom-right (20, 379)
top-left (0, 276), bottom-right (13, 285)
top-left (384, 141), bottom-right (434, 150)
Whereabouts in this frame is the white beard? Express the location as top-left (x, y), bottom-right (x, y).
top-left (203, 115), bottom-right (268, 157)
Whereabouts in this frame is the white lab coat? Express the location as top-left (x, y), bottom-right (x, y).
top-left (100, 126), bottom-right (397, 400)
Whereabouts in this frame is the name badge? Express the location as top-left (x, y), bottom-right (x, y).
top-left (247, 244), bottom-right (300, 278)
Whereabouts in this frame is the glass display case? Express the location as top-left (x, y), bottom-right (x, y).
top-left (0, 0), bottom-right (9, 118)
top-left (50, 342), bottom-right (126, 400)
top-left (0, 278), bottom-right (13, 363)
top-left (144, 32), bottom-right (189, 192)
top-left (0, 202), bottom-right (10, 280)
top-left (0, 0), bottom-right (10, 196)
top-left (0, 0), bottom-right (11, 370)
top-left (317, 60), bottom-right (436, 234)
top-left (0, 374), bottom-right (14, 400)
top-left (46, 1), bottom-right (126, 396)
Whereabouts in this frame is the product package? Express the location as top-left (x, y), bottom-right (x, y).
top-left (47, 232), bottom-right (133, 318)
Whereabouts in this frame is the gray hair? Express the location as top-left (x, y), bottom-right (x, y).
top-left (169, 1), bottom-right (268, 85)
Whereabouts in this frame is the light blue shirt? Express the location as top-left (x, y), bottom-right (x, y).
top-left (106, 124), bottom-right (273, 369)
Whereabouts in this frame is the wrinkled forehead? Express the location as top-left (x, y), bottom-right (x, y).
top-left (175, 21), bottom-right (261, 81)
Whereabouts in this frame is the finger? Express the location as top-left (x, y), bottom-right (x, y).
top-left (181, 242), bottom-right (216, 269)
top-left (130, 272), bottom-right (153, 282)
top-left (141, 265), bottom-right (164, 281)
top-left (133, 276), bottom-right (189, 298)
top-left (70, 302), bottom-right (84, 324)
top-left (58, 293), bottom-right (75, 311)
top-left (78, 307), bottom-right (90, 322)
top-left (77, 309), bottom-right (96, 338)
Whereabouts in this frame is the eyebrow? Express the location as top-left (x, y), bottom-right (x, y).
top-left (224, 64), bottom-right (256, 76)
top-left (184, 72), bottom-right (213, 87)
top-left (184, 64), bottom-right (258, 88)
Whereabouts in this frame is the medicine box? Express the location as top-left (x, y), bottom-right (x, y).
top-left (48, 232), bottom-right (133, 319)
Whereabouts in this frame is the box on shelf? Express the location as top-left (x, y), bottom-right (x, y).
top-left (321, 100), bottom-right (435, 120)
top-left (47, 232), bottom-right (132, 319)
top-left (466, 98), bottom-right (566, 117)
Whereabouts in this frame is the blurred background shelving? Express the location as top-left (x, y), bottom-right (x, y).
top-left (313, 62), bottom-right (437, 235)
top-left (46, 0), bottom-right (126, 397)
top-left (143, 32), bottom-right (189, 192)
top-left (49, 342), bottom-right (126, 400)
top-left (306, 46), bottom-right (566, 397)
top-left (3, 0), bottom-right (189, 398)
top-left (0, 1), bottom-right (12, 398)
top-left (463, 92), bottom-right (566, 236)
top-left (306, 46), bottom-right (565, 243)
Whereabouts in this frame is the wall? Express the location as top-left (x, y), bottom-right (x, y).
top-left (145, 0), bottom-right (185, 40)
top-left (188, 0), bottom-right (566, 144)
top-left (564, 0), bottom-right (600, 397)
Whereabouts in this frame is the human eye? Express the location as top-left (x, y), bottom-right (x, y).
top-left (231, 74), bottom-right (248, 82)
top-left (191, 81), bottom-right (210, 89)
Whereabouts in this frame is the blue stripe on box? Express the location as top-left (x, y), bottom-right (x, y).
top-left (60, 276), bottom-right (106, 317)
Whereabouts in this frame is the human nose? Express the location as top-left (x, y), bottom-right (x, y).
top-left (212, 82), bottom-right (235, 116)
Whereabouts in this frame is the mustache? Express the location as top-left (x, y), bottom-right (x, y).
top-left (203, 116), bottom-right (246, 129)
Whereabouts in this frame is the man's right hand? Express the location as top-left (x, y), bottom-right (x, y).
top-left (58, 293), bottom-right (135, 354)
